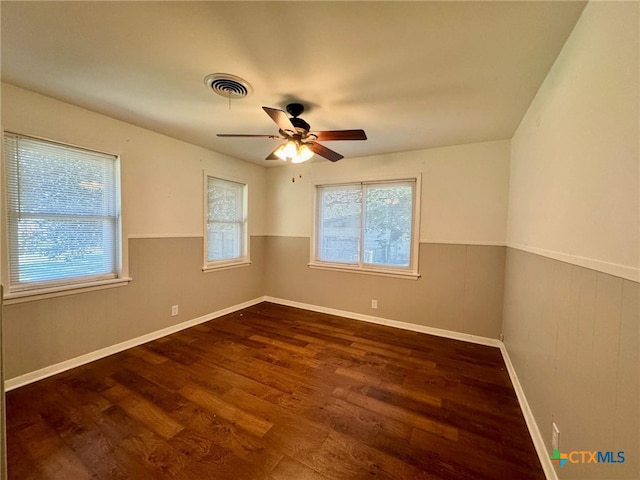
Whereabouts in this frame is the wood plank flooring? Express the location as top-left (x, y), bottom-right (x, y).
top-left (6, 302), bottom-right (545, 479)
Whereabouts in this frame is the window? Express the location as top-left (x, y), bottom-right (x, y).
top-left (204, 175), bottom-right (248, 270)
top-left (313, 178), bottom-right (420, 278)
top-left (4, 133), bottom-right (122, 294)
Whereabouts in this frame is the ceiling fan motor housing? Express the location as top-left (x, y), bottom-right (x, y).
top-left (285, 103), bottom-right (310, 133)
top-left (291, 117), bottom-right (310, 133)
top-left (286, 102), bottom-right (305, 117)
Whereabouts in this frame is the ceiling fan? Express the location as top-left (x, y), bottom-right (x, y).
top-left (217, 103), bottom-right (367, 163)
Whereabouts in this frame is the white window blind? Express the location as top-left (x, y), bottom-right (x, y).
top-left (4, 133), bottom-right (120, 292)
top-left (316, 180), bottom-right (416, 270)
top-left (206, 176), bottom-right (246, 263)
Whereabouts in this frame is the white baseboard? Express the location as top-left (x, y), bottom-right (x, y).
top-left (263, 296), bottom-right (501, 348)
top-left (263, 296), bottom-right (554, 480)
top-left (499, 343), bottom-right (557, 480)
top-left (4, 296), bottom-right (265, 391)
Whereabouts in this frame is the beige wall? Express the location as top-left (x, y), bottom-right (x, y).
top-left (0, 84), bottom-right (515, 379)
top-left (0, 85), bottom-right (512, 381)
top-left (2, 83), bottom-right (268, 238)
top-left (0, 30), bottom-right (6, 476)
top-left (2, 237), bottom-right (265, 380)
top-left (1, 84), bottom-right (268, 380)
top-left (263, 140), bottom-right (511, 338)
top-left (266, 237), bottom-right (505, 338)
top-left (504, 3), bottom-right (639, 479)
top-left (507, 2), bottom-right (639, 282)
top-left (503, 249), bottom-right (638, 479)
top-left (266, 139), bottom-right (511, 244)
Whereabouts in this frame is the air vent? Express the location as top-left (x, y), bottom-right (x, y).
top-left (204, 73), bottom-right (253, 99)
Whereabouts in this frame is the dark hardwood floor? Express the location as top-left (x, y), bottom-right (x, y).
top-left (6, 302), bottom-right (545, 479)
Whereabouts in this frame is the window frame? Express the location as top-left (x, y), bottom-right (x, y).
top-left (310, 174), bottom-right (421, 279)
top-left (2, 132), bottom-right (129, 302)
top-left (202, 172), bottom-right (250, 272)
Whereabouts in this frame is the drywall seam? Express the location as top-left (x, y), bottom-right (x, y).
top-left (127, 233), bottom-right (271, 240)
top-left (264, 234), bottom-right (508, 247)
top-left (127, 233), bottom-right (203, 239)
top-left (421, 240), bottom-right (507, 247)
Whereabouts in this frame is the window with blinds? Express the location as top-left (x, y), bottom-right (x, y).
top-left (314, 179), bottom-right (419, 276)
top-left (4, 133), bottom-right (121, 292)
top-left (205, 175), bottom-right (248, 267)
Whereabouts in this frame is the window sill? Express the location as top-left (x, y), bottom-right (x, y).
top-left (3, 277), bottom-right (133, 305)
top-left (202, 260), bottom-right (252, 273)
top-left (308, 262), bottom-right (420, 280)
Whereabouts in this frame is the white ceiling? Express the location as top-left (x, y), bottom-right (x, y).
top-left (1, 1), bottom-right (586, 166)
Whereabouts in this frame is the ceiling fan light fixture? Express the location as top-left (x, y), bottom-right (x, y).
top-left (274, 140), bottom-right (296, 161)
top-left (283, 140), bottom-right (299, 159)
top-left (274, 139), bottom-right (314, 163)
top-left (273, 144), bottom-right (286, 161)
top-left (292, 143), bottom-right (314, 163)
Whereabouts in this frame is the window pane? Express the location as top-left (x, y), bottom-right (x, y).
top-left (363, 184), bottom-right (413, 267)
top-left (318, 185), bottom-right (361, 263)
top-left (4, 133), bottom-right (119, 290)
top-left (207, 177), bottom-right (243, 223)
top-left (207, 223), bottom-right (241, 260)
top-left (206, 177), bottom-right (245, 262)
top-left (315, 180), bottom-right (416, 270)
top-left (14, 217), bottom-right (116, 283)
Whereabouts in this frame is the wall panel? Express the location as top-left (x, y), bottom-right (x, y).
top-left (2, 236), bottom-right (266, 381)
top-left (503, 249), bottom-right (638, 479)
top-left (265, 236), bottom-right (505, 339)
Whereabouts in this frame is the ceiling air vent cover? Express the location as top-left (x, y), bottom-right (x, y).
top-left (204, 73), bottom-right (253, 99)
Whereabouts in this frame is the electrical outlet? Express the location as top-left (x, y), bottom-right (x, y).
top-left (371, 299), bottom-right (378, 309)
top-left (552, 422), bottom-right (560, 451)
top-left (171, 305), bottom-right (179, 316)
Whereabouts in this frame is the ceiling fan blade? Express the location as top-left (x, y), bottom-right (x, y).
top-left (312, 130), bottom-right (367, 141)
top-left (217, 134), bottom-right (278, 138)
top-left (263, 107), bottom-right (296, 135)
top-left (309, 142), bottom-right (344, 162)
